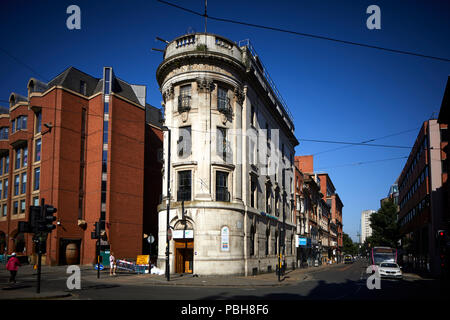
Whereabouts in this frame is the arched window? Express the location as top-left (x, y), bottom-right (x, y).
top-left (13, 232), bottom-right (25, 253)
top-left (0, 232), bottom-right (5, 254)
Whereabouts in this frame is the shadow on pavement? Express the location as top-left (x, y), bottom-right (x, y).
top-left (201, 277), bottom-right (450, 301)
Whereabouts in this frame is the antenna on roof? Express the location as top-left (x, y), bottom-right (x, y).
top-left (152, 36), bottom-right (169, 53)
top-left (204, 0), bottom-right (207, 33)
top-left (156, 37), bottom-right (169, 44)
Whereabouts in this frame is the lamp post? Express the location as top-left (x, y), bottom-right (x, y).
top-left (162, 126), bottom-right (171, 281)
top-left (279, 167), bottom-right (293, 281)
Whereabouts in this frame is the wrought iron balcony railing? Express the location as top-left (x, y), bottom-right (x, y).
top-left (178, 95), bottom-right (191, 113)
top-left (217, 96), bottom-right (232, 116)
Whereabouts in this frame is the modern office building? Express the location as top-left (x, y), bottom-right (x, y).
top-left (380, 181), bottom-right (399, 209)
top-left (361, 210), bottom-right (375, 244)
top-left (437, 76), bottom-right (449, 278)
top-left (397, 112), bottom-right (447, 275)
top-left (0, 66), bottom-right (162, 265)
top-left (156, 33), bottom-right (298, 276)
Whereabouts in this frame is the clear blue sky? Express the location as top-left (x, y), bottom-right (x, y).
top-left (1, 0), bottom-right (449, 242)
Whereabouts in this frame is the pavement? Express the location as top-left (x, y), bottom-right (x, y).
top-left (0, 261), bottom-right (427, 300)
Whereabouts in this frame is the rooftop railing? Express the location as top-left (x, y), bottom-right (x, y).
top-left (238, 39), bottom-right (294, 128)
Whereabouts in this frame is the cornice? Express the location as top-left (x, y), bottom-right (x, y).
top-left (156, 51), bottom-right (246, 87)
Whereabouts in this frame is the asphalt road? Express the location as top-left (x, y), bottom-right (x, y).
top-left (65, 260), bottom-right (450, 300)
top-left (1, 259), bottom-right (449, 301)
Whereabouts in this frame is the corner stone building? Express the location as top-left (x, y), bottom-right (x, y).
top-left (156, 33), bottom-right (299, 276)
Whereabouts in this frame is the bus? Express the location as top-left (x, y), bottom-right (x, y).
top-left (371, 247), bottom-right (397, 266)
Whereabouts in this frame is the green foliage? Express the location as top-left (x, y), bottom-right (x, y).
top-left (342, 232), bottom-right (358, 255)
top-left (196, 44), bottom-right (207, 52)
top-left (369, 199), bottom-right (400, 248)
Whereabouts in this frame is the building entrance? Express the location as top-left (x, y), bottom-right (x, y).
top-left (175, 240), bottom-right (193, 274)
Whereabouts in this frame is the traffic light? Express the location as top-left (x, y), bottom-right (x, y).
top-left (18, 221), bottom-right (31, 233)
top-left (437, 230), bottom-right (448, 270)
top-left (38, 205), bottom-right (57, 233)
top-left (91, 222), bottom-right (100, 239)
top-left (437, 230), bottom-right (447, 251)
top-left (29, 206), bottom-right (42, 233)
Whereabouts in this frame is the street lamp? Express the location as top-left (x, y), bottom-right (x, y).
top-left (162, 126), bottom-right (171, 281)
top-left (278, 166), bottom-right (293, 281)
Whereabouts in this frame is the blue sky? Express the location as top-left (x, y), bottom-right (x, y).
top-left (1, 0), bottom-right (449, 242)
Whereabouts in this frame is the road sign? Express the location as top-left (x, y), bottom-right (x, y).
top-left (95, 264), bottom-right (104, 271)
top-left (147, 234), bottom-right (155, 244)
top-left (137, 255), bottom-right (150, 265)
top-left (167, 228), bottom-right (172, 241)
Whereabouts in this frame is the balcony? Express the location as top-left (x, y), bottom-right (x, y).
top-left (178, 95), bottom-right (191, 113)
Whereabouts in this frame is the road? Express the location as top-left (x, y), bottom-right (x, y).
top-left (1, 259), bottom-right (449, 300)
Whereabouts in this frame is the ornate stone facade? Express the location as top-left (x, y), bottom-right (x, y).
top-left (156, 33), bottom-right (298, 276)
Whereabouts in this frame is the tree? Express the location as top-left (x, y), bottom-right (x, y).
top-left (369, 199), bottom-right (400, 248)
top-left (342, 232), bottom-right (358, 255)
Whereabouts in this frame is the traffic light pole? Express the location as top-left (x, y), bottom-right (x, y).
top-left (97, 237), bottom-right (100, 279)
top-left (36, 242), bottom-right (42, 294)
top-left (36, 198), bottom-right (44, 294)
top-left (164, 127), bottom-right (171, 282)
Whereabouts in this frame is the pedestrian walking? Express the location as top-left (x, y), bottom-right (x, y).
top-left (109, 252), bottom-right (117, 276)
top-left (6, 253), bottom-right (21, 284)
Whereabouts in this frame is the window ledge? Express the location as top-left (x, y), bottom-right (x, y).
top-left (172, 161), bottom-right (197, 168)
top-left (211, 162), bottom-right (235, 170)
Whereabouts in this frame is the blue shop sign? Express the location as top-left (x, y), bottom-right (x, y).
top-left (299, 237), bottom-right (307, 247)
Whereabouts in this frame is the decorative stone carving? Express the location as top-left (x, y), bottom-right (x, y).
top-left (233, 86), bottom-right (245, 105)
top-left (196, 77), bottom-right (215, 92)
top-left (162, 83), bottom-right (174, 101)
top-left (220, 113), bottom-right (228, 124)
top-left (181, 111), bottom-right (189, 123)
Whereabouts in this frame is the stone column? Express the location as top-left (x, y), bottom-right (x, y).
top-left (195, 77), bottom-right (215, 201)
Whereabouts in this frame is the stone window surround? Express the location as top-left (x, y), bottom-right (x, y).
top-left (173, 163), bottom-right (197, 202)
top-left (165, 78), bottom-right (242, 113)
top-left (212, 164), bottom-right (234, 202)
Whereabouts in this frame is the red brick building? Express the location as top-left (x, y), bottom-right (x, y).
top-left (0, 66), bottom-right (162, 265)
top-left (317, 173), bottom-right (344, 261)
top-left (294, 155), bottom-right (344, 264)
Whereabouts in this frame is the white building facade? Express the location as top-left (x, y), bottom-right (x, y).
top-left (361, 210), bottom-right (375, 244)
top-left (156, 33), bottom-right (298, 276)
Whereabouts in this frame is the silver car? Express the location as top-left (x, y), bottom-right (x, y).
top-left (378, 262), bottom-right (403, 279)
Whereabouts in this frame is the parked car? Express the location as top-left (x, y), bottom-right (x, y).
top-left (344, 255), bottom-right (353, 264)
top-left (378, 262), bottom-right (403, 279)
